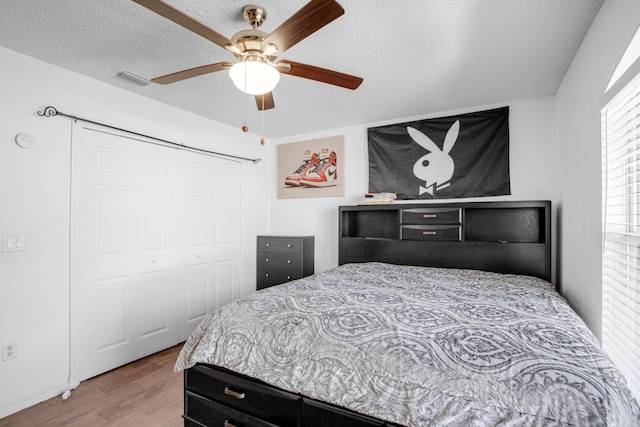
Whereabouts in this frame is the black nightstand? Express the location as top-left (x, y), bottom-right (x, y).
top-left (256, 236), bottom-right (314, 290)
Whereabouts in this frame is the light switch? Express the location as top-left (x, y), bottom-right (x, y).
top-left (3, 235), bottom-right (25, 252)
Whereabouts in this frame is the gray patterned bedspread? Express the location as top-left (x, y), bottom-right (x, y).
top-left (175, 262), bottom-right (640, 426)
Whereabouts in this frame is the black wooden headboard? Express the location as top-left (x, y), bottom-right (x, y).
top-left (338, 200), bottom-right (552, 282)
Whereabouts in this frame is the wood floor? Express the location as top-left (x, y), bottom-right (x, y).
top-left (0, 344), bottom-right (184, 427)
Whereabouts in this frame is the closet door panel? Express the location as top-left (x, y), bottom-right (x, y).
top-left (76, 129), bottom-right (141, 380)
top-left (178, 154), bottom-right (215, 341)
top-left (212, 160), bottom-right (242, 306)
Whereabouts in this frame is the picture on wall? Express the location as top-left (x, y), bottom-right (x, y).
top-left (368, 106), bottom-right (511, 200)
top-left (277, 135), bottom-right (344, 199)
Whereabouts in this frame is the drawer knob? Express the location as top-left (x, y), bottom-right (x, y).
top-left (265, 243), bottom-right (270, 247)
top-left (265, 273), bottom-right (269, 277)
top-left (224, 421), bottom-right (237, 427)
top-left (287, 244), bottom-right (292, 248)
top-left (423, 231), bottom-right (437, 235)
top-left (423, 214), bottom-right (437, 218)
top-left (224, 387), bottom-right (246, 400)
top-left (265, 258), bottom-right (269, 262)
top-left (287, 259), bottom-right (292, 263)
top-left (287, 275), bottom-right (291, 280)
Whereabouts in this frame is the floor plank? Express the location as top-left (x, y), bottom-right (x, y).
top-left (0, 344), bottom-right (184, 427)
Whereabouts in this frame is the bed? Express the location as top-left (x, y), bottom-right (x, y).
top-left (175, 201), bottom-right (640, 426)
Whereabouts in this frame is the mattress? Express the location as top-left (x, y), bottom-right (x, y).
top-left (175, 262), bottom-right (640, 426)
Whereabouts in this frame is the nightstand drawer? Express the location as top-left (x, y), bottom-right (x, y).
top-left (401, 224), bottom-right (462, 241)
top-left (257, 268), bottom-right (303, 285)
top-left (257, 253), bottom-right (302, 269)
top-left (258, 237), bottom-right (304, 254)
top-left (401, 208), bottom-right (461, 225)
top-left (186, 365), bottom-right (300, 426)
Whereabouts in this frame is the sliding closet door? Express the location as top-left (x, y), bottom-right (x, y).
top-left (73, 125), bottom-right (241, 381)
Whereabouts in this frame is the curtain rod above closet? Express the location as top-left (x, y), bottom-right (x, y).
top-left (37, 106), bottom-right (262, 164)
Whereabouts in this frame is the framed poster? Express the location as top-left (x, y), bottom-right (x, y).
top-left (277, 135), bottom-right (344, 199)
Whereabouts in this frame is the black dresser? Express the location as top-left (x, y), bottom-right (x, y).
top-left (256, 235), bottom-right (314, 290)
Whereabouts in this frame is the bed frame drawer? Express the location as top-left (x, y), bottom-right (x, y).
top-left (401, 224), bottom-right (462, 241)
top-left (185, 390), bottom-right (279, 427)
top-left (400, 207), bottom-right (461, 225)
top-left (186, 364), bottom-right (300, 427)
top-left (302, 398), bottom-right (386, 427)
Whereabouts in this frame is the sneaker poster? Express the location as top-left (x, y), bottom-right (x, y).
top-left (277, 135), bottom-right (344, 199)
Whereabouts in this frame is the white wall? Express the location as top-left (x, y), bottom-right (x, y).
top-left (271, 97), bottom-right (559, 276)
top-left (555, 0), bottom-right (640, 341)
top-left (0, 46), bottom-right (270, 417)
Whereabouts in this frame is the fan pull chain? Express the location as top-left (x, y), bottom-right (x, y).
top-left (260, 96), bottom-right (265, 145)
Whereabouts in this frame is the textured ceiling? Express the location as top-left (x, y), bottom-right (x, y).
top-left (0, 0), bottom-right (604, 138)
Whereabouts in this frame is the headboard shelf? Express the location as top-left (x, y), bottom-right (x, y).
top-left (339, 200), bottom-right (551, 282)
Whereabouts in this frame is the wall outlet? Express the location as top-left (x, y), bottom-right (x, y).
top-left (2, 341), bottom-right (17, 361)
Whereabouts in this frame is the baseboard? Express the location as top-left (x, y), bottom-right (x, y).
top-left (0, 382), bottom-right (68, 419)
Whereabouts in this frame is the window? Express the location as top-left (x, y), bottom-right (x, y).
top-left (601, 68), bottom-right (640, 400)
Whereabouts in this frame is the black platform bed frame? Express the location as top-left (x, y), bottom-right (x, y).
top-left (183, 200), bottom-right (552, 426)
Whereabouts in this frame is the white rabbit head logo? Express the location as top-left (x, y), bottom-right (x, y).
top-left (407, 120), bottom-right (460, 196)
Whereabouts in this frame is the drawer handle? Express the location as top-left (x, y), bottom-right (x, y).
top-left (423, 214), bottom-right (437, 218)
top-left (224, 387), bottom-right (245, 399)
top-left (423, 231), bottom-right (437, 235)
top-left (224, 421), bottom-right (237, 427)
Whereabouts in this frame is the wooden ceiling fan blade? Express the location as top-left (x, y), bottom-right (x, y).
top-left (255, 92), bottom-right (275, 111)
top-left (262, 0), bottom-right (344, 55)
top-left (131, 0), bottom-right (239, 50)
top-left (278, 60), bottom-right (363, 90)
top-left (151, 62), bottom-right (234, 85)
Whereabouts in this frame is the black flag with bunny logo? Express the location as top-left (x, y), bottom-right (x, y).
top-left (367, 106), bottom-right (510, 199)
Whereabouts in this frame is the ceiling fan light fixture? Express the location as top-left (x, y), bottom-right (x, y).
top-left (229, 60), bottom-right (280, 95)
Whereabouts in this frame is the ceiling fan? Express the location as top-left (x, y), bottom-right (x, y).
top-left (131, 0), bottom-right (364, 111)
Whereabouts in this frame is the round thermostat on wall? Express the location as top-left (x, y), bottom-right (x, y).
top-left (15, 133), bottom-right (36, 149)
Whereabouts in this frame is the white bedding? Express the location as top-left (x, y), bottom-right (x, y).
top-left (176, 262), bottom-right (640, 426)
